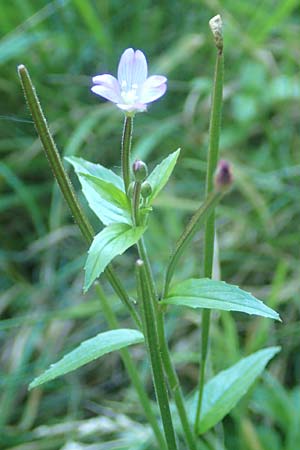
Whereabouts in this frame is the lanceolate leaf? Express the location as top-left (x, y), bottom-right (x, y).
top-left (162, 278), bottom-right (280, 321)
top-left (191, 346), bottom-right (281, 434)
top-left (80, 172), bottom-right (130, 210)
top-left (66, 156), bottom-right (131, 225)
top-left (84, 223), bottom-right (146, 291)
top-left (66, 156), bottom-right (124, 189)
top-left (147, 149), bottom-right (180, 203)
top-left (29, 329), bottom-right (144, 390)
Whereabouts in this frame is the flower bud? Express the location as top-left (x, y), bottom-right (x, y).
top-left (133, 160), bottom-right (148, 182)
top-left (141, 181), bottom-right (152, 199)
top-left (214, 160), bottom-right (233, 191)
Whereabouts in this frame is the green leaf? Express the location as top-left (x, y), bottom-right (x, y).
top-left (66, 156), bottom-right (131, 225)
top-left (66, 156), bottom-right (124, 189)
top-left (80, 172), bottom-right (130, 210)
top-left (84, 223), bottom-right (146, 291)
top-left (147, 149), bottom-right (180, 203)
top-left (162, 278), bottom-right (280, 321)
top-left (191, 346), bottom-right (281, 434)
top-left (29, 329), bottom-right (144, 389)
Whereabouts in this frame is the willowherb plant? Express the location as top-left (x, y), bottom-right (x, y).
top-left (18, 14), bottom-right (281, 450)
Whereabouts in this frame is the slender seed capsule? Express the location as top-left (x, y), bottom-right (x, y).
top-left (133, 160), bottom-right (148, 182)
top-left (141, 181), bottom-right (152, 198)
top-left (209, 14), bottom-right (223, 53)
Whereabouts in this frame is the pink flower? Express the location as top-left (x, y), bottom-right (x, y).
top-left (91, 48), bottom-right (167, 114)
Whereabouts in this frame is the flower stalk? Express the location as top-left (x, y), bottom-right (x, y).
top-left (194, 15), bottom-right (224, 431)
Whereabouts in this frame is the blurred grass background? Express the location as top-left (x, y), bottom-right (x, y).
top-left (0, 0), bottom-right (299, 449)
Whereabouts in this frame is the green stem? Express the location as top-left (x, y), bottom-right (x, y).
top-left (194, 39), bottom-right (224, 432)
top-left (138, 234), bottom-right (197, 449)
top-left (157, 310), bottom-right (198, 450)
top-left (18, 64), bottom-right (162, 448)
top-left (132, 181), bottom-right (177, 449)
top-left (136, 260), bottom-right (178, 450)
top-left (132, 180), bottom-right (197, 449)
top-left (132, 181), bottom-right (141, 227)
top-left (95, 284), bottom-right (167, 450)
top-left (121, 115), bottom-right (133, 193)
top-left (105, 265), bottom-right (142, 329)
top-left (194, 310), bottom-right (210, 432)
top-left (163, 190), bottom-right (222, 298)
top-left (131, 182), bottom-right (157, 303)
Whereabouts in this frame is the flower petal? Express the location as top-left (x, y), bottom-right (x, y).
top-left (91, 84), bottom-right (122, 103)
top-left (131, 50), bottom-right (148, 85)
top-left (117, 48), bottom-right (148, 88)
top-left (143, 75), bottom-right (167, 88)
top-left (91, 74), bottom-right (121, 103)
top-left (117, 48), bottom-right (134, 87)
top-left (140, 77), bottom-right (167, 104)
top-left (92, 74), bottom-right (119, 88)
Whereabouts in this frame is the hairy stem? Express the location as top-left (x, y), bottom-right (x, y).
top-left (132, 182), bottom-right (177, 449)
top-left (136, 260), bottom-right (178, 450)
top-left (132, 174), bottom-right (198, 448)
top-left (138, 234), bottom-right (197, 449)
top-left (96, 284), bottom-right (166, 449)
top-left (157, 310), bottom-right (198, 450)
top-left (132, 181), bottom-right (141, 227)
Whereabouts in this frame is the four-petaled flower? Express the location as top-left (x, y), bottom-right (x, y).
top-left (91, 48), bottom-right (167, 114)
